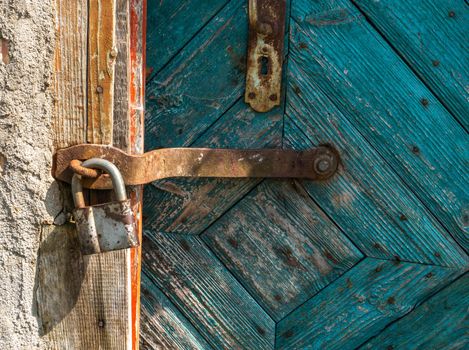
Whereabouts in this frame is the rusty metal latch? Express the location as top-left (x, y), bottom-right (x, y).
top-left (53, 144), bottom-right (339, 189)
top-left (245, 0), bottom-right (287, 112)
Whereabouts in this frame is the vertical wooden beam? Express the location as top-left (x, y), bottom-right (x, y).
top-left (52, 0), bottom-right (87, 147)
top-left (38, 0), bottom-right (145, 348)
top-left (113, 0), bottom-right (131, 151)
top-left (129, 0), bottom-right (147, 348)
top-left (87, 0), bottom-right (117, 144)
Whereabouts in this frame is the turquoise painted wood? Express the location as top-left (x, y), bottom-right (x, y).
top-left (141, 0), bottom-right (469, 349)
top-left (353, 0), bottom-right (469, 131)
top-left (276, 258), bottom-right (462, 349)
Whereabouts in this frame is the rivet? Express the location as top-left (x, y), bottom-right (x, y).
top-left (432, 60), bottom-right (440, 67)
top-left (448, 11), bottom-right (455, 18)
top-left (98, 319), bottom-right (105, 328)
top-left (248, 92), bottom-right (256, 99)
top-left (96, 86), bottom-right (104, 94)
top-left (110, 48), bottom-right (118, 58)
top-left (411, 146), bottom-right (420, 154)
top-left (421, 98), bottom-right (429, 106)
top-left (269, 93), bottom-right (277, 101)
top-left (314, 156), bottom-right (332, 173)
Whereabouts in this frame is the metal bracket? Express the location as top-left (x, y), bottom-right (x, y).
top-left (245, 0), bottom-right (287, 112)
top-left (53, 144), bottom-right (339, 189)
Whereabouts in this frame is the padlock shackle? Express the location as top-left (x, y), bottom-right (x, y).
top-left (71, 158), bottom-right (127, 208)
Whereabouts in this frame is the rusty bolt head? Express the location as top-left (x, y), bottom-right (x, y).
top-left (313, 153), bottom-right (337, 177)
top-left (96, 86), bottom-right (104, 94)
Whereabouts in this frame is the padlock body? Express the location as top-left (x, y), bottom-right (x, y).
top-left (74, 199), bottom-right (139, 255)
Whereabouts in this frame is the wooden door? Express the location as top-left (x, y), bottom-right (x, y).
top-left (139, 1), bottom-right (468, 349)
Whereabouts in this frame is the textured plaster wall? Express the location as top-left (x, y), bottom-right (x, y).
top-left (0, 0), bottom-right (58, 348)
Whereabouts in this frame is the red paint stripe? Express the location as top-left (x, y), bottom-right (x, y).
top-left (129, 0), bottom-right (146, 349)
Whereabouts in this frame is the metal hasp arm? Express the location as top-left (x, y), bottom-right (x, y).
top-left (53, 144), bottom-right (339, 189)
top-left (245, 0), bottom-right (287, 112)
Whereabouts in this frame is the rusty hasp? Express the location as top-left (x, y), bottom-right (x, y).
top-left (53, 144), bottom-right (339, 189)
top-left (245, 0), bottom-right (287, 112)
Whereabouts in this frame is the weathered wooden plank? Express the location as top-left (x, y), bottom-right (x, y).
top-left (202, 179), bottom-right (363, 321)
top-left (353, 0), bottom-right (469, 131)
top-left (140, 273), bottom-right (214, 350)
top-left (87, 0), bottom-right (117, 144)
top-left (290, 0), bottom-right (469, 252)
top-left (38, 225), bottom-right (131, 349)
top-left (39, 0), bottom-right (140, 347)
top-left (276, 258), bottom-right (464, 350)
top-left (52, 0), bottom-right (87, 147)
top-left (285, 75), bottom-right (468, 267)
top-left (145, 0), bottom-right (228, 80)
top-left (143, 98), bottom-right (282, 235)
top-left (144, 0), bottom-right (247, 150)
top-left (142, 230), bottom-right (275, 349)
top-left (128, 0), bottom-right (147, 347)
top-left (113, 0), bottom-right (131, 151)
top-left (360, 273), bottom-right (469, 350)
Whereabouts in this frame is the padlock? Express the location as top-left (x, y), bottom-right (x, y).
top-left (71, 158), bottom-right (139, 255)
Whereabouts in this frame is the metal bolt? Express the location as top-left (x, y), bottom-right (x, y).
top-left (96, 86), bottom-right (103, 94)
top-left (110, 48), bottom-right (118, 58)
top-left (314, 156), bottom-right (332, 174)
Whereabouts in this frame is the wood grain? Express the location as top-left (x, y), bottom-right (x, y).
top-left (276, 258), bottom-right (464, 350)
top-left (142, 231), bottom-right (275, 349)
top-left (145, 0), bottom-right (228, 81)
top-left (87, 0), bottom-right (117, 144)
top-left (360, 273), bottom-right (469, 350)
top-left (129, 0), bottom-right (147, 347)
top-left (290, 0), bottom-right (469, 252)
top-left (52, 0), bottom-right (87, 147)
top-left (140, 273), bottom-right (214, 350)
top-left (113, 0), bottom-right (131, 151)
top-left (38, 225), bottom-right (131, 349)
top-left (353, 0), bottom-right (469, 131)
top-left (39, 0), bottom-right (139, 347)
top-left (144, 0), bottom-right (247, 150)
top-left (284, 75), bottom-right (467, 267)
top-left (202, 179), bottom-right (363, 320)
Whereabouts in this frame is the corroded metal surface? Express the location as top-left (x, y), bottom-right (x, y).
top-left (245, 0), bottom-right (287, 112)
top-left (74, 200), bottom-right (139, 255)
top-left (54, 144), bottom-right (339, 189)
top-left (71, 158), bottom-right (139, 255)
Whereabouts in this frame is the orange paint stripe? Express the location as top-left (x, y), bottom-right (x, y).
top-left (129, 0), bottom-right (146, 349)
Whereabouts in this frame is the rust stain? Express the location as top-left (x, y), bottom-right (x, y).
top-left (1, 37), bottom-right (9, 64)
top-left (245, 0), bottom-right (287, 112)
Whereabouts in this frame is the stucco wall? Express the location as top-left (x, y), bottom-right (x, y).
top-left (0, 0), bottom-right (58, 348)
